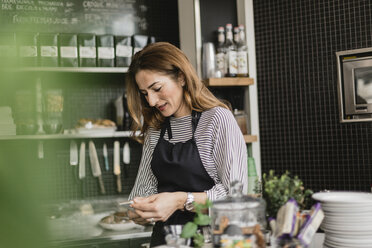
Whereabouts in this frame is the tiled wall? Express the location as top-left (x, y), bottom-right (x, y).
top-left (254, 0), bottom-right (372, 192)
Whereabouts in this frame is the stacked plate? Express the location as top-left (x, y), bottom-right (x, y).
top-left (312, 191), bottom-right (372, 248)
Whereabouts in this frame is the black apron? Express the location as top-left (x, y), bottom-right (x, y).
top-left (149, 111), bottom-right (215, 247)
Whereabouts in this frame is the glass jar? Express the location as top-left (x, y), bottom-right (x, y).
top-left (43, 89), bottom-right (64, 134)
top-left (211, 181), bottom-right (266, 247)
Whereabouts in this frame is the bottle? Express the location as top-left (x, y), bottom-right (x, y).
top-left (247, 156), bottom-right (258, 194)
top-left (233, 26), bottom-right (239, 44)
top-left (215, 26), bottom-right (226, 77)
top-left (122, 93), bottom-right (132, 131)
top-left (237, 24), bottom-right (249, 77)
top-left (224, 23), bottom-right (237, 77)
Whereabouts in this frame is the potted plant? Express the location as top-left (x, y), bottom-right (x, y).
top-left (260, 170), bottom-right (313, 218)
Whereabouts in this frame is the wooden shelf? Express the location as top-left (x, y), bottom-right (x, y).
top-left (0, 131), bottom-right (139, 140)
top-left (3, 67), bottom-right (128, 73)
top-left (204, 77), bottom-right (254, 86)
top-left (244, 135), bottom-right (258, 143)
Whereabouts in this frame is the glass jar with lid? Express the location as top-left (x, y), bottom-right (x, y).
top-left (211, 181), bottom-right (266, 247)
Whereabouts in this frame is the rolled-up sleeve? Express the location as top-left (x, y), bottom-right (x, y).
top-left (128, 132), bottom-right (158, 200)
top-left (205, 109), bottom-right (248, 201)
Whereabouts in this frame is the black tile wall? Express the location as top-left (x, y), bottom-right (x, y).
top-left (145, 0), bottom-right (179, 47)
top-left (254, 0), bottom-right (372, 192)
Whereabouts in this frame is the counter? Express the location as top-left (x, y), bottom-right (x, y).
top-left (45, 196), bottom-right (152, 248)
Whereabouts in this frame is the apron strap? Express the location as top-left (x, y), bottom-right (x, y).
top-left (191, 110), bottom-right (201, 137)
top-left (159, 117), bottom-right (171, 139)
top-left (159, 111), bottom-right (201, 141)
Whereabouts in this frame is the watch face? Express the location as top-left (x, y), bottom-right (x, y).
top-left (185, 202), bottom-right (194, 211)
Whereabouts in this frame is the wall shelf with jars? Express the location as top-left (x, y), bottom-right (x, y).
top-left (10, 67), bottom-right (129, 73)
top-left (204, 77), bottom-right (253, 86)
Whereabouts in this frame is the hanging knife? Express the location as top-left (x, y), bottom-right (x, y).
top-left (114, 141), bottom-right (122, 193)
top-left (70, 140), bottom-right (78, 166)
top-left (103, 143), bottom-right (109, 171)
top-left (89, 141), bottom-right (105, 194)
top-left (79, 142), bottom-right (86, 179)
top-left (123, 141), bottom-right (130, 164)
top-left (122, 141), bottom-right (130, 176)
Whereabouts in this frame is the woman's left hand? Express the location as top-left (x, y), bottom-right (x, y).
top-left (131, 192), bottom-right (186, 223)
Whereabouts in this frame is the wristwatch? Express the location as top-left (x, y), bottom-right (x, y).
top-left (184, 192), bottom-right (195, 211)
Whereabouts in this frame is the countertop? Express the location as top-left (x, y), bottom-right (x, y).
top-left (45, 196), bottom-right (152, 246)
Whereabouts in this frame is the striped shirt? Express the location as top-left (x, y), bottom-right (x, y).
top-left (129, 106), bottom-right (248, 201)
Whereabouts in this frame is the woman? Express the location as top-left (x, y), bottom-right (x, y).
top-left (126, 42), bottom-right (248, 247)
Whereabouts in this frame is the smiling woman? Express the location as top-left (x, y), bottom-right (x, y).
top-left (135, 69), bottom-right (187, 118)
top-left (125, 42), bottom-right (248, 247)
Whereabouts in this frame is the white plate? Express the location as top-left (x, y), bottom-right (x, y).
top-left (98, 215), bottom-right (143, 231)
top-left (321, 222), bottom-right (372, 232)
top-left (323, 210), bottom-right (372, 217)
top-left (323, 218), bottom-right (372, 225)
top-left (76, 127), bottom-right (116, 135)
top-left (312, 191), bottom-right (372, 203)
top-left (322, 208), bottom-right (372, 215)
top-left (321, 202), bottom-right (372, 209)
top-left (327, 235), bottom-right (372, 245)
top-left (99, 221), bottom-right (143, 231)
top-left (324, 239), bottom-right (372, 248)
top-left (325, 230), bottom-right (372, 238)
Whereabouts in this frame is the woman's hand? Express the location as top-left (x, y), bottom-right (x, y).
top-left (131, 192), bottom-right (187, 223)
top-left (127, 207), bottom-right (148, 225)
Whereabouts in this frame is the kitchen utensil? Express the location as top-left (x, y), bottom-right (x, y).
top-left (114, 95), bottom-right (124, 130)
top-left (89, 141), bottom-right (105, 194)
top-left (202, 42), bottom-right (216, 79)
top-left (38, 141), bottom-right (44, 159)
top-left (103, 143), bottom-right (109, 171)
top-left (118, 200), bottom-right (133, 207)
top-left (123, 141), bottom-right (130, 164)
top-left (114, 141), bottom-right (122, 193)
top-left (79, 142), bottom-right (86, 179)
top-left (70, 140), bottom-right (78, 166)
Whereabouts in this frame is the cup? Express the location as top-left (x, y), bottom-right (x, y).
top-left (202, 42), bottom-right (216, 79)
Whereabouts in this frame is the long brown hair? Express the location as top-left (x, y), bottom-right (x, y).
top-left (126, 42), bottom-right (227, 143)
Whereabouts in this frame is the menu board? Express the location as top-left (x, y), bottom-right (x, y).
top-left (0, 0), bottom-right (148, 36)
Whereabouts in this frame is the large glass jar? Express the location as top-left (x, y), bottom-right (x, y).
top-left (211, 181), bottom-right (266, 248)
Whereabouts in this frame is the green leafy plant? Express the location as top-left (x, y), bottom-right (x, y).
top-left (262, 170), bottom-right (313, 218)
top-left (181, 199), bottom-right (212, 248)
